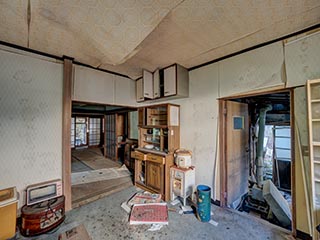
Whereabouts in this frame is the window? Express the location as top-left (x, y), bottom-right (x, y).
top-left (233, 116), bottom-right (244, 130)
top-left (71, 117), bottom-right (75, 148)
top-left (89, 118), bottom-right (101, 146)
top-left (75, 117), bottom-right (87, 146)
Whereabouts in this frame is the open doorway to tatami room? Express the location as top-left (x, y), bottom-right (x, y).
top-left (70, 101), bottom-right (139, 208)
top-left (219, 90), bottom-right (294, 231)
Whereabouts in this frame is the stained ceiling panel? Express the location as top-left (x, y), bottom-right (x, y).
top-left (100, 0), bottom-right (320, 78)
top-left (0, 0), bottom-right (28, 47)
top-left (0, 0), bottom-right (319, 79)
top-left (29, 0), bottom-right (182, 66)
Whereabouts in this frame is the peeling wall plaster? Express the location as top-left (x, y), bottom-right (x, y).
top-left (285, 31), bottom-right (320, 87)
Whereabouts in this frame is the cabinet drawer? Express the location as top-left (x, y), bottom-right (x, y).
top-left (135, 151), bottom-right (146, 160)
top-left (146, 154), bottom-right (164, 164)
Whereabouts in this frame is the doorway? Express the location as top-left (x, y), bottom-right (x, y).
top-left (219, 90), bottom-right (295, 232)
top-left (70, 102), bottom-right (139, 208)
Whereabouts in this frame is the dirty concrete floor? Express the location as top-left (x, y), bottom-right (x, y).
top-left (16, 186), bottom-right (291, 240)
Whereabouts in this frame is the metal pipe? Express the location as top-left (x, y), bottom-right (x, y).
top-left (256, 105), bottom-right (272, 187)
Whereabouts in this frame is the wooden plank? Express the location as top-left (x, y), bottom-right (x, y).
top-left (72, 176), bottom-right (133, 208)
top-left (290, 89), bottom-right (297, 237)
top-left (219, 100), bottom-right (227, 207)
top-left (263, 180), bottom-right (292, 227)
top-left (62, 58), bottom-right (73, 211)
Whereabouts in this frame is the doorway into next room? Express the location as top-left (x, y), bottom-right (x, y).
top-left (70, 102), bottom-right (139, 208)
top-left (220, 90), bottom-right (294, 232)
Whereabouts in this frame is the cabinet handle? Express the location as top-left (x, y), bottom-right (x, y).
top-left (139, 97), bottom-right (144, 100)
top-left (145, 93), bottom-right (149, 96)
top-left (164, 91), bottom-right (169, 94)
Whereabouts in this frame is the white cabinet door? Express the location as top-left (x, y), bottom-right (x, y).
top-left (153, 69), bottom-right (160, 99)
top-left (136, 78), bottom-right (144, 102)
top-left (143, 70), bottom-right (153, 98)
top-left (164, 65), bottom-right (176, 96)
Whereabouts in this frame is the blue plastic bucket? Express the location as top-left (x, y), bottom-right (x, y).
top-left (197, 185), bottom-right (211, 222)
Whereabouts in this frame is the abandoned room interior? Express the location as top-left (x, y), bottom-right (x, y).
top-left (0, 1), bottom-right (320, 239)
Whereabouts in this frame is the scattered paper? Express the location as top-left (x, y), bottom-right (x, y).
top-left (170, 199), bottom-right (180, 206)
top-left (209, 220), bottom-right (219, 227)
top-left (147, 224), bottom-right (164, 231)
top-left (211, 211), bottom-right (214, 216)
top-left (121, 201), bottom-right (131, 214)
top-left (128, 192), bottom-right (162, 206)
top-left (181, 205), bottom-right (193, 214)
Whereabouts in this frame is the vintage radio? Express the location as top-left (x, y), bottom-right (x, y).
top-left (26, 179), bottom-right (63, 206)
top-left (21, 195), bottom-right (65, 236)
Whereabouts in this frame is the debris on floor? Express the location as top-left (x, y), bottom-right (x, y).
top-left (179, 205), bottom-right (194, 214)
top-left (127, 191), bottom-right (162, 206)
top-left (121, 201), bottom-right (131, 214)
top-left (58, 224), bottom-right (91, 240)
top-left (121, 191), bottom-right (162, 214)
top-left (129, 203), bottom-right (168, 225)
top-left (170, 198), bottom-right (180, 206)
top-left (209, 219), bottom-right (219, 227)
top-left (147, 223), bottom-right (164, 231)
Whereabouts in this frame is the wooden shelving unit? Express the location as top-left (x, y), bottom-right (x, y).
top-left (307, 79), bottom-right (320, 239)
top-left (133, 103), bottom-right (180, 201)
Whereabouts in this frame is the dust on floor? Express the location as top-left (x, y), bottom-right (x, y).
top-left (17, 186), bottom-right (292, 240)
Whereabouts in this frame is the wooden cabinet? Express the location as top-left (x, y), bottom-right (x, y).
top-left (146, 160), bottom-right (164, 192)
top-left (133, 103), bottom-right (180, 201)
top-left (164, 65), bottom-right (176, 97)
top-left (136, 78), bottom-right (144, 102)
top-left (143, 70), bottom-right (153, 99)
top-left (163, 64), bottom-right (189, 98)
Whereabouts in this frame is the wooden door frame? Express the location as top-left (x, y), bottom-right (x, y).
top-left (62, 57), bottom-right (73, 211)
top-left (219, 88), bottom-right (296, 236)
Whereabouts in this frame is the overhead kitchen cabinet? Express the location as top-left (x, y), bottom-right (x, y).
top-left (143, 69), bottom-right (153, 99)
top-left (153, 69), bottom-right (160, 99)
top-left (136, 78), bottom-right (144, 102)
top-left (136, 64), bottom-right (189, 102)
top-left (163, 64), bottom-right (189, 97)
top-left (136, 69), bottom-right (158, 102)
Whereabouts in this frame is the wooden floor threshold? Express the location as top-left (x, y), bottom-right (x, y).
top-left (72, 177), bottom-right (133, 209)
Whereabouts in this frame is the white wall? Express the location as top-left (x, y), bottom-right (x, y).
top-left (0, 49), bottom-right (63, 208)
top-left (172, 64), bottom-right (220, 198)
top-left (73, 65), bottom-right (136, 106)
top-left (158, 42), bottom-right (287, 200)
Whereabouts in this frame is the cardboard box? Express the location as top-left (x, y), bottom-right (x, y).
top-left (58, 224), bottom-right (91, 240)
top-left (0, 187), bottom-right (18, 240)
